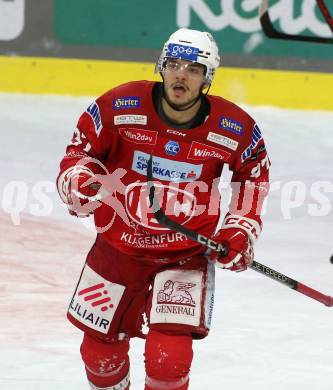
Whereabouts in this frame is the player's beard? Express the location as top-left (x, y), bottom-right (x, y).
top-left (163, 82), bottom-right (202, 112)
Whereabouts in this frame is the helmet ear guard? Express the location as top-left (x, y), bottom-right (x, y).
top-left (156, 28), bottom-right (220, 84)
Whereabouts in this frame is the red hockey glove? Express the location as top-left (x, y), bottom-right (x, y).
top-left (213, 228), bottom-right (254, 272)
top-left (68, 171), bottom-right (102, 218)
top-left (212, 214), bottom-right (261, 272)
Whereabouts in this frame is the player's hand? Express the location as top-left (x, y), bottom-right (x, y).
top-left (213, 228), bottom-right (254, 272)
top-left (68, 172), bottom-right (102, 217)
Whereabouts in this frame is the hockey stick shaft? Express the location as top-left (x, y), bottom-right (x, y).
top-left (316, 0), bottom-right (333, 32)
top-left (250, 261), bottom-right (333, 306)
top-left (147, 156), bottom-right (333, 307)
top-left (259, 0), bottom-right (333, 43)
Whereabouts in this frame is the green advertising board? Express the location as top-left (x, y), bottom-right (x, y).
top-left (0, 0), bottom-right (332, 72)
top-left (54, 0), bottom-right (333, 59)
top-left (0, 0), bottom-right (332, 108)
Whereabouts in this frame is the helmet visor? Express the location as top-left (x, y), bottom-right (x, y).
top-left (161, 58), bottom-right (206, 80)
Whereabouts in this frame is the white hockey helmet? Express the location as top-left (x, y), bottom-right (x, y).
top-left (157, 28), bottom-right (220, 84)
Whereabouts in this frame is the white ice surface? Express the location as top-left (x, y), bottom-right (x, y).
top-left (0, 93), bottom-right (332, 389)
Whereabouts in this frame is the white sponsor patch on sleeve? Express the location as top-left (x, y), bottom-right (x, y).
top-left (114, 115), bottom-right (147, 125)
top-left (207, 132), bottom-right (239, 151)
top-left (150, 269), bottom-right (204, 327)
top-left (68, 265), bottom-right (125, 334)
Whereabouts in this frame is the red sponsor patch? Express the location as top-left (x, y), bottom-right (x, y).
top-left (78, 283), bottom-right (114, 312)
top-left (119, 128), bottom-right (157, 145)
top-left (187, 141), bottom-right (231, 161)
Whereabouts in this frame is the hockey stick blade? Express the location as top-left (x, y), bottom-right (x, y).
top-left (259, 0), bottom-right (333, 43)
top-left (147, 155), bottom-right (333, 307)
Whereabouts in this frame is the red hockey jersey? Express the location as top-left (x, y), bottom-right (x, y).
top-left (57, 81), bottom-right (270, 262)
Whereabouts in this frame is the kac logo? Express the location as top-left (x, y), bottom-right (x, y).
top-left (165, 140), bottom-right (180, 156)
top-left (125, 182), bottom-right (197, 230)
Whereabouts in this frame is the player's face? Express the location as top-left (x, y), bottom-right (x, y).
top-left (162, 59), bottom-right (207, 109)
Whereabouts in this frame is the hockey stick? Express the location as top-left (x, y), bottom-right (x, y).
top-left (259, 0), bottom-right (333, 44)
top-left (147, 155), bottom-right (333, 307)
top-left (316, 0), bottom-right (333, 33)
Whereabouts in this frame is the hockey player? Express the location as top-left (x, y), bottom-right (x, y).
top-left (57, 28), bottom-right (270, 390)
